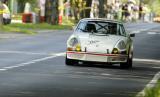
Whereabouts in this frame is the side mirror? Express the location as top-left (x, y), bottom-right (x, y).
top-left (129, 33), bottom-right (135, 37)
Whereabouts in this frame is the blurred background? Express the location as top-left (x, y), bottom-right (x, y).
top-left (0, 0), bottom-right (160, 25)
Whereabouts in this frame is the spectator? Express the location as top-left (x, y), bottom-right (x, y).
top-left (124, 3), bottom-right (129, 22)
top-left (121, 4), bottom-right (126, 21)
top-left (2, 1), bottom-right (11, 24)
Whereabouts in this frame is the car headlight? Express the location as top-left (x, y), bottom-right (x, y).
top-left (112, 41), bottom-right (126, 54)
top-left (67, 37), bottom-right (81, 52)
top-left (117, 41), bottom-right (126, 50)
top-left (112, 48), bottom-right (119, 54)
top-left (69, 37), bottom-right (79, 47)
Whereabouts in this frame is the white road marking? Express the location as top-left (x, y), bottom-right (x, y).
top-left (0, 50), bottom-right (50, 55)
top-left (133, 58), bottom-right (160, 64)
top-left (147, 32), bottom-right (160, 35)
top-left (1, 52), bottom-right (65, 71)
top-left (101, 73), bottom-right (111, 76)
top-left (131, 28), bottom-right (151, 34)
top-left (153, 67), bottom-right (160, 69)
top-left (0, 50), bottom-right (66, 56)
top-left (132, 31), bottom-right (141, 34)
top-left (148, 32), bottom-right (156, 34)
top-left (3, 56), bottom-right (56, 69)
top-left (0, 69), bottom-right (7, 71)
top-left (55, 52), bottom-right (66, 56)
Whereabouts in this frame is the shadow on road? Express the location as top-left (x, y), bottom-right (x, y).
top-left (66, 61), bottom-right (160, 73)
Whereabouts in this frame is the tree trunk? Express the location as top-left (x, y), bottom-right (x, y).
top-left (45, 0), bottom-right (58, 24)
top-left (0, 1), bottom-right (3, 26)
top-left (84, 0), bottom-right (92, 18)
top-left (98, 0), bottom-right (105, 18)
top-left (58, 0), bottom-right (63, 24)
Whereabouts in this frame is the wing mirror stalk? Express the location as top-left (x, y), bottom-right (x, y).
top-left (130, 33), bottom-right (135, 37)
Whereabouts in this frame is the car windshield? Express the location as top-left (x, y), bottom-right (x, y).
top-left (76, 21), bottom-right (118, 35)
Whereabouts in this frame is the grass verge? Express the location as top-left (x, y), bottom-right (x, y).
top-left (0, 23), bottom-right (73, 35)
top-left (7, 23), bottom-right (73, 30)
top-left (0, 26), bottom-right (36, 35)
top-left (144, 80), bottom-right (160, 97)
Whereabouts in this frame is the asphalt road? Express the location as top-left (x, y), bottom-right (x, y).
top-left (0, 22), bottom-right (160, 97)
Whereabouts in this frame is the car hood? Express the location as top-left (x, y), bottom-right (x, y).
top-left (76, 33), bottom-right (125, 53)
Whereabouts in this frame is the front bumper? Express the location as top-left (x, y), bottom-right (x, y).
top-left (66, 51), bottom-right (128, 63)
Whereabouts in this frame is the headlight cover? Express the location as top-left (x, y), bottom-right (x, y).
top-left (116, 40), bottom-right (126, 50)
top-left (112, 40), bottom-right (126, 54)
top-left (69, 37), bottom-right (79, 47)
top-left (67, 37), bottom-right (81, 51)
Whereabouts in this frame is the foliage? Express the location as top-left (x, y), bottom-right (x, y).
top-left (70, 0), bottom-right (89, 20)
top-left (146, 0), bottom-right (160, 16)
top-left (144, 81), bottom-right (160, 97)
top-left (16, 0), bottom-right (38, 13)
top-left (17, 0), bottom-right (36, 4)
top-left (121, 0), bottom-right (160, 16)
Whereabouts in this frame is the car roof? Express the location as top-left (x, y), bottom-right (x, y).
top-left (80, 18), bottom-right (123, 24)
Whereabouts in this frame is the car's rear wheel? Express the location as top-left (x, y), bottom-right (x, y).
top-left (120, 50), bottom-right (133, 69)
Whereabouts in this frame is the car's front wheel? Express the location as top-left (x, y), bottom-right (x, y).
top-left (120, 51), bottom-right (133, 69)
top-left (65, 57), bottom-right (76, 65)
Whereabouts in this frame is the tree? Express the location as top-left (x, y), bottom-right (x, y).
top-left (0, 1), bottom-right (3, 26)
top-left (84, 0), bottom-right (92, 18)
top-left (17, 0), bottom-right (37, 13)
top-left (151, 0), bottom-right (160, 16)
top-left (98, 0), bottom-right (106, 18)
top-left (70, 0), bottom-right (82, 21)
top-left (70, 0), bottom-right (90, 21)
top-left (45, 0), bottom-right (59, 24)
top-left (142, 0), bottom-right (160, 16)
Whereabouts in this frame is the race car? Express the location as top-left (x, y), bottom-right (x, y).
top-left (66, 18), bottom-right (135, 68)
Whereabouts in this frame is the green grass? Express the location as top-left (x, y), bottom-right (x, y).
top-left (7, 23), bottom-right (73, 30)
top-left (144, 80), bottom-right (160, 97)
top-left (0, 15), bottom-right (74, 34)
top-left (0, 23), bottom-right (73, 35)
top-left (0, 25), bottom-right (36, 35)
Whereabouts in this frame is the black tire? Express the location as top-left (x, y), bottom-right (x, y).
top-left (65, 57), bottom-right (75, 65)
top-left (120, 57), bottom-right (132, 69)
top-left (120, 51), bottom-right (133, 69)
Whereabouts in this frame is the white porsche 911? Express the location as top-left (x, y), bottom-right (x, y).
top-left (66, 18), bottom-right (135, 68)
